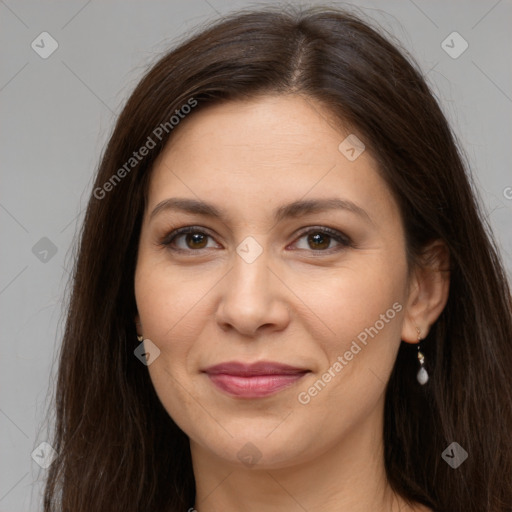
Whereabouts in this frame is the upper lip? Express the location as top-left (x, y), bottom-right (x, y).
top-left (202, 361), bottom-right (310, 376)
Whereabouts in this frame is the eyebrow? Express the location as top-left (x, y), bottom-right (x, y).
top-left (149, 197), bottom-right (373, 224)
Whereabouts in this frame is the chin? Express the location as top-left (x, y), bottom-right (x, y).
top-left (191, 424), bottom-right (314, 470)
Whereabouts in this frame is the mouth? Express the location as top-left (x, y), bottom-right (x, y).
top-left (202, 361), bottom-right (311, 398)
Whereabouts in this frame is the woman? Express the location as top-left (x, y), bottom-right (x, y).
top-left (43, 5), bottom-right (512, 512)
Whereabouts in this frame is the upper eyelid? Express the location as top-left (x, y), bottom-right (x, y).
top-left (161, 225), bottom-right (350, 249)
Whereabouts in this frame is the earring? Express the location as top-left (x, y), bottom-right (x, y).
top-left (135, 319), bottom-right (144, 342)
top-left (416, 327), bottom-right (429, 385)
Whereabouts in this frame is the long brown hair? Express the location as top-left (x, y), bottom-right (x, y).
top-left (43, 5), bottom-right (512, 511)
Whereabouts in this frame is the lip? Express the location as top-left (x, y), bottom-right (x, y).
top-left (202, 361), bottom-right (310, 398)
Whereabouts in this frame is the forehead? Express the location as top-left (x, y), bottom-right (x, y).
top-left (146, 94), bottom-right (400, 228)
top-left (156, 94), bottom-right (355, 166)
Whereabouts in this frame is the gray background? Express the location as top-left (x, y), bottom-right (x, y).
top-left (1, 0), bottom-right (511, 510)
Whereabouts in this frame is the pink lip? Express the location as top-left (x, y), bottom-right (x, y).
top-left (202, 361), bottom-right (310, 398)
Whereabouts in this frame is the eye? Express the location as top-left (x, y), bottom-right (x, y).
top-left (290, 227), bottom-right (351, 253)
top-left (160, 226), bottom-right (219, 252)
top-left (159, 226), bottom-right (352, 254)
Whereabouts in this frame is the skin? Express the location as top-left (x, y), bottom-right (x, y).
top-left (134, 94), bottom-right (449, 512)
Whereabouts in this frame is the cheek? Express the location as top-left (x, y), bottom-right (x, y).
top-left (134, 254), bottom-right (211, 343)
top-left (134, 258), bottom-right (211, 432)
top-left (296, 252), bottom-right (407, 405)
top-left (133, 253), bottom-right (223, 414)
top-left (298, 251), bottom-right (407, 347)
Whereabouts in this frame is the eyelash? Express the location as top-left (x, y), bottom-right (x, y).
top-left (159, 225), bottom-right (352, 255)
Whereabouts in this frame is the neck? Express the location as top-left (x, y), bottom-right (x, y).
top-left (189, 402), bottom-right (425, 512)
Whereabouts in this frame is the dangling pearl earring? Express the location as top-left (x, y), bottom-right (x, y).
top-left (416, 327), bottom-right (429, 385)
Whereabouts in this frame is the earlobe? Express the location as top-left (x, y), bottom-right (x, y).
top-left (401, 239), bottom-right (450, 344)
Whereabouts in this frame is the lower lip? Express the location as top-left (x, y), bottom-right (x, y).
top-left (206, 373), bottom-right (307, 398)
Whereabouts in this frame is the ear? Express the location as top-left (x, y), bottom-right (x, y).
top-left (401, 239), bottom-right (450, 343)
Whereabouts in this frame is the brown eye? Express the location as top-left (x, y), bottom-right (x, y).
top-left (183, 232), bottom-right (208, 249)
top-left (306, 232), bottom-right (331, 250)
top-left (292, 227), bottom-right (351, 252)
top-left (161, 227), bottom-right (218, 252)
top-left (161, 225), bottom-right (351, 255)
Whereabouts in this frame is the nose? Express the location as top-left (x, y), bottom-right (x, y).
top-left (215, 250), bottom-right (291, 338)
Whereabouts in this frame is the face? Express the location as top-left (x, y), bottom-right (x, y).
top-left (134, 94), bottom-right (412, 470)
